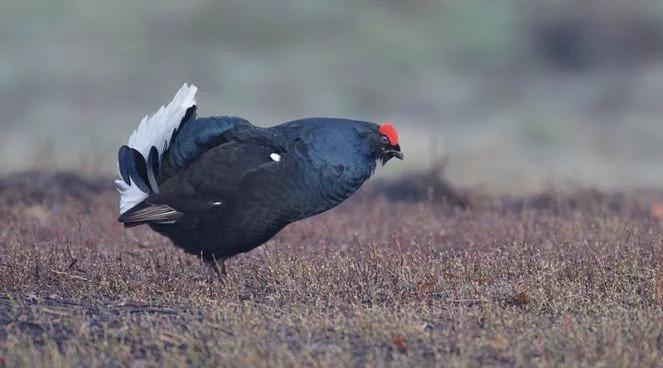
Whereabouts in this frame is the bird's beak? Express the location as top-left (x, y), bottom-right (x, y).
top-left (381, 144), bottom-right (403, 165)
top-left (391, 144), bottom-right (404, 160)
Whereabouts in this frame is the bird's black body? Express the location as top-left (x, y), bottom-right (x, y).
top-left (117, 88), bottom-right (402, 264)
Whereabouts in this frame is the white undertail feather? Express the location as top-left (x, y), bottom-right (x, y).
top-left (115, 83), bottom-right (198, 214)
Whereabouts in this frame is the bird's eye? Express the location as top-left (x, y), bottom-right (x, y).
top-left (381, 135), bottom-right (390, 144)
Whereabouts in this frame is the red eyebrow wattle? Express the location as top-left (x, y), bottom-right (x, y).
top-left (379, 123), bottom-right (398, 145)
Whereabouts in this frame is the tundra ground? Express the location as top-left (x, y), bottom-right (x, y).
top-left (0, 172), bottom-right (662, 367)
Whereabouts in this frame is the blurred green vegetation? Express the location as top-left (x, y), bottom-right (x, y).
top-left (2, 0), bottom-right (663, 192)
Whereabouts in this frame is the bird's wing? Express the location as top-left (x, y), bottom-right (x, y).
top-left (157, 115), bottom-right (254, 182)
top-left (118, 140), bottom-right (280, 225)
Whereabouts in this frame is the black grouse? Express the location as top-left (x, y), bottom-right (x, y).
top-left (116, 84), bottom-right (403, 274)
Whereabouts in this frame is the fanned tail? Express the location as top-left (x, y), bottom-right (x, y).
top-left (115, 83), bottom-right (197, 215)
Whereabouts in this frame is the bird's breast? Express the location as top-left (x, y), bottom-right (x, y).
top-left (284, 160), bottom-right (372, 220)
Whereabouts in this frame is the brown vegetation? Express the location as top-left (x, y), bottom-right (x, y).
top-left (0, 172), bottom-right (662, 367)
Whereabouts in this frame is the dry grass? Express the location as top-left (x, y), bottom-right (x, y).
top-left (0, 172), bottom-right (662, 367)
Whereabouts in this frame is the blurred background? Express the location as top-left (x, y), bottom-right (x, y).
top-left (2, 0), bottom-right (663, 193)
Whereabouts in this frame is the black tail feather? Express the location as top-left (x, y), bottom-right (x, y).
top-left (118, 145), bottom-right (132, 185)
top-left (119, 144), bottom-right (162, 195)
top-left (146, 146), bottom-right (160, 193)
top-left (127, 148), bottom-right (151, 193)
top-left (126, 148), bottom-right (151, 193)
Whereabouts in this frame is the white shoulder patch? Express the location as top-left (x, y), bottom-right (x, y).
top-left (270, 153), bottom-right (281, 162)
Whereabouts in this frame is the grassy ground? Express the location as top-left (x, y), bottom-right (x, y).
top-left (0, 172), bottom-right (662, 367)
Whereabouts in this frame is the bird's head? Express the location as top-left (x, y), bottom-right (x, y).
top-left (373, 122), bottom-right (403, 166)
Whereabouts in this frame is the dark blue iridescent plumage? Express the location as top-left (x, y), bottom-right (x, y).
top-left (118, 111), bottom-right (402, 268)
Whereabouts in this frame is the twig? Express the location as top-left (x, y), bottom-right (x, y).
top-left (66, 258), bottom-right (78, 271)
top-left (50, 270), bottom-right (90, 282)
